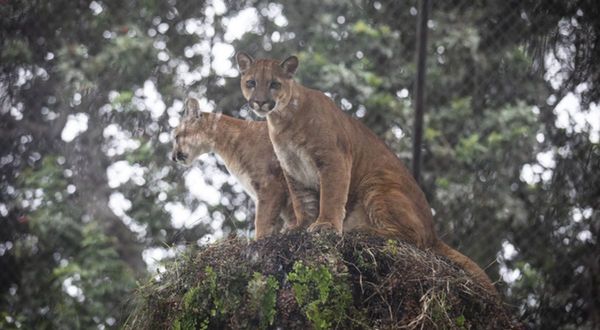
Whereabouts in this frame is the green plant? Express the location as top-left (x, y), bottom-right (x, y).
top-left (455, 314), bottom-right (467, 329)
top-left (383, 239), bottom-right (400, 256)
top-left (175, 266), bottom-right (219, 330)
top-left (287, 261), bottom-right (352, 329)
top-left (247, 272), bottom-right (280, 329)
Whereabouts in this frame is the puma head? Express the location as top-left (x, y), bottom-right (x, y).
top-left (171, 97), bottom-right (216, 165)
top-left (235, 52), bottom-right (298, 117)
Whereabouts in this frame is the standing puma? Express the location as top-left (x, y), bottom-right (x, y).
top-left (235, 52), bottom-right (497, 294)
top-left (171, 97), bottom-right (294, 238)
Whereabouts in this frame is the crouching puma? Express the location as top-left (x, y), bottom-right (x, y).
top-left (235, 52), bottom-right (497, 294)
top-left (171, 97), bottom-right (295, 238)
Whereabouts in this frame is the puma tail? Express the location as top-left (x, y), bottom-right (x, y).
top-left (434, 240), bottom-right (498, 296)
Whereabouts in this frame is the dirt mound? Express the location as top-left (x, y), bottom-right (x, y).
top-left (125, 231), bottom-right (519, 329)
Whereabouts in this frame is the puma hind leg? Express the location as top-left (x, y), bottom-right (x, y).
top-left (362, 189), bottom-right (435, 248)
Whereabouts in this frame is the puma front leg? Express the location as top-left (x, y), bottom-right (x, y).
top-left (307, 154), bottom-right (351, 234)
top-left (282, 172), bottom-right (319, 230)
top-left (254, 194), bottom-right (285, 239)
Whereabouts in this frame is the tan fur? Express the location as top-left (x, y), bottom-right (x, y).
top-left (235, 53), bottom-right (498, 294)
top-left (171, 98), bottom-right (294, 238)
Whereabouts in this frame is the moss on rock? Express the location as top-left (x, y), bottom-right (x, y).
top-left (125, 232), bottom-right (520, 329)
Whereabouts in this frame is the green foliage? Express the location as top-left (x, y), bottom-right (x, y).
top-left (247, 272), bottom-right (280, 329)
top-left (456, 133), bottom-right (486, 161)
top-left (0, 38), bottom-right (33, 64)
top-left (429, 291), bottom-right (451, 325)
top-left (176, 265), bottom-right (222, 329)
top-left (173, 265), bottom-right (281, 329)
top-left (125, 141), bottom-right (153, 165)
top-left (383, 239), bottom-right (400, 256)
top-left (5, 155), bottom-right (136, 329)
top-left (455, 314), bottom-right (466, 328)
top-left (287, 261), bottom-right (352, 329)
top-left (176, 286), bottom-right (203, 329)
top-left (352, 20), bottom-right (380, 38)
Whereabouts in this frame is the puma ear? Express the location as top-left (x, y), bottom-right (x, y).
top-left (280, 55), bottom-right (299, 78)
top-left (184, 97), bottom-right (202, 118)
top-left (236, 52), bottom-right (254, 73)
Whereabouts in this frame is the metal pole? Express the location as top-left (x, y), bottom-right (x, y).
top-left (412, 0), bottom-right (431, 183)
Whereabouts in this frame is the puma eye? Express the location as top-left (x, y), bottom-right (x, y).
top-left (270, 81), bottom-right (281, 89)
top-left (246, 80), bottom-right (256, 88)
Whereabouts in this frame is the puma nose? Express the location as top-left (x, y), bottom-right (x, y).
top-left (251, 100), bottom-right (266, 108)
top-left (251, 100), bottom-right (275, 111)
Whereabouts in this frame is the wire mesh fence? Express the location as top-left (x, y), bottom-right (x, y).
top-left (1, 0), bottom-right (598, 328)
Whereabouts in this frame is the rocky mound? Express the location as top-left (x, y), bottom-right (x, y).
top-left (125, 231), bottom-right (519, 329)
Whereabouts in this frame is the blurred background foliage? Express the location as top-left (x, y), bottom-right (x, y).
top-left (1, 0), bottom-right (598, 328)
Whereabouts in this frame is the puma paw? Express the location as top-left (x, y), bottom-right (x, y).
top-left (307, 221), bottom-right (341, 235)
top-left (283, 223), bottom-right (302, 233)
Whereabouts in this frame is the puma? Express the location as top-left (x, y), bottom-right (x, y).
top-left (235, 52), bottom-right (497, 294)
top-left (171, 97), bottom-right (294, 238)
